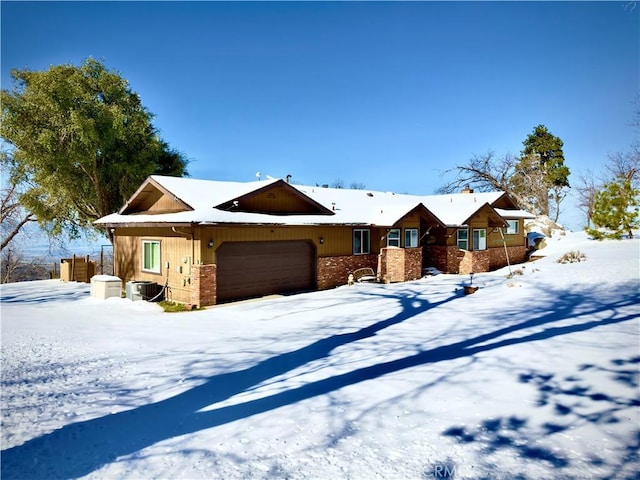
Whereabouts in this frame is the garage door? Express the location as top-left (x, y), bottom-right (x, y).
top-left (216, 240), bottom-right (315, 302)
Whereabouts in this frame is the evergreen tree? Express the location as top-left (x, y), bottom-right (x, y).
top-left (515, 125), bottom-right (570, 219)
top-left (1, 58), bottom-right (188, 242)
top-left (586, 177), bottom-right (639, 240)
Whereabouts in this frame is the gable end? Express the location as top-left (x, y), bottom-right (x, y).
top-left (119, 177), bottom-right (193, 215)
top-left (215, 180), bottom-right (335, 216)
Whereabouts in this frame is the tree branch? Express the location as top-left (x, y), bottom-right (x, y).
top-left (1, 211), bottom-right (36, 251)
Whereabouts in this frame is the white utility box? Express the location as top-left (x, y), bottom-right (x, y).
top-left (90, 275), bottom-right (122, 300)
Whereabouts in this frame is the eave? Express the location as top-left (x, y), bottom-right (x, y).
top-left (102, 221), bottom-right (200, 229)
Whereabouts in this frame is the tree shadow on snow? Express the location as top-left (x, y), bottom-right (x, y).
top-left (442, 355), bottom-right (640, 479)
top-left (1, 280), bottom-right (639, 479)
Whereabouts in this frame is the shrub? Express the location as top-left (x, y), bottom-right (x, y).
top-left (506, 268), bottom-right (525, 278)
top-left (556, 251), bottom-right (587, 264)
top-left (158, 301), bottom-right (198, 313)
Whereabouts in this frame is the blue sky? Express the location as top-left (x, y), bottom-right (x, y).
top-left (2, 1), bottom-right (638, 229)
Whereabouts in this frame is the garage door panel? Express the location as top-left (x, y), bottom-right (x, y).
top-left (216, 240), bottom-right (315, 302)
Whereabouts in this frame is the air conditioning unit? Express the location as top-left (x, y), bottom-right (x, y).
top-left (139, 282), bottom-right (163, 302)
top-left (125, 281), bottom-right (153, 301)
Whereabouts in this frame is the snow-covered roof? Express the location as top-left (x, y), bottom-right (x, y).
top-left (494, 208), bottom-right (536, 219)
top-left (96, 176), bottom-right (528, 228)
top-left (412, 192), bottom-right (504, 226)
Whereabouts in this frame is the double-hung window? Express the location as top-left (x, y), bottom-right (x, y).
top-left (473, 229), bottom-right (487, 251)
top-left (456, 229), bottom-right (469, 250)
top-left (142, 240), bottom-right (161, 273)
top-left (404, 228), bottom-right (419, 248)
top-left (353, 229), bottom-right (370, 255)
top-left (387, 229), bottom-right (401, 247)
top-left (505, 220), bottom-right (519, 235)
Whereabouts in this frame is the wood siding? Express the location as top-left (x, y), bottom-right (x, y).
top-left (147, 194), bottom-right (188, 213)
top-left (200, 225), bottom-right (390, 264)
top-left (235, 186), bottom-right (324, 214)
top-left (114, 227), bottom-right (198, 303)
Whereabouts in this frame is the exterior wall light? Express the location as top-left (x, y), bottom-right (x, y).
top-left (208, 240), bottom-right (214, 248)
top-left (319, 236), bottom-right (324, 244)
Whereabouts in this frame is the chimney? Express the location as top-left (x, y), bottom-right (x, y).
top-left (461, 184), bottom-right (474, 194)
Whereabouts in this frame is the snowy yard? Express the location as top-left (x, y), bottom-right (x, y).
top-left (1, 232), bottom-right (638, 480)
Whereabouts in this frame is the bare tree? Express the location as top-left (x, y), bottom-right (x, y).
top-left (0, 242), bottom-right (50, 284)
top-left (438, 151), bottom-right (515, 193)
top-left (438, 151), bottom-right (540, 212)
top-left (330, 178), bottom-right (345, 189)
top-left (349, 181), bottom-right (367, 190)
top-left (605, 150), bottom-right (639, 187)
top-left (1, 156), bottom-right (36, 252)
top-left (574, 170), bottom-right (600, 228)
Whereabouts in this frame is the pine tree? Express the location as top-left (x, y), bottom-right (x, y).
top-left (585, 177), bottom-right (639, 240)
top-left (515, 125), bottom-right (570, 220)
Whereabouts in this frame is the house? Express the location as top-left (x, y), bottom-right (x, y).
top-left (95, 176), bottom-right (534, 306)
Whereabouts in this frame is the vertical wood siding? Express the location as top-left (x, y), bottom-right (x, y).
top-left (238, 186), bottom-right (323, 213)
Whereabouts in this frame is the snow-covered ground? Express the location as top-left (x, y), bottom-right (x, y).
top-left (1, 231), bottom-right (638, 480)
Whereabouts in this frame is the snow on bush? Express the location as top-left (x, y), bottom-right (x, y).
top-left (556, 250), bottom-right (587, 264)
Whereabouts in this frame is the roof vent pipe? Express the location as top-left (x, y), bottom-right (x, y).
top-left (286, 174), bottom-right (292, 184)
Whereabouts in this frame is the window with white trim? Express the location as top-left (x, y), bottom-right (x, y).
top-left (473, 229), bottom-right (487, 251)
top-left (142, 240), bottom-right (161, 273)
top-left (456, 229), bottom-right (469, 250)
top-left (353, 229), bottom-right (370, 255)
top-left (404, 228), bottom-right (419, 248)
top-left (387, 229), bottom-right (401, 247)
top-left (505, 219), bottom-right (519, 234)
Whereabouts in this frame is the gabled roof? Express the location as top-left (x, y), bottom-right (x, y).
top-left (119, 176), bottom-right (194, 214)
top-left (412, 191), bottom-right (505, 226)
top-left (120, 176), bottom-right (284, 214)
top-left (96, 176), bottom-right (531, 228)
top-left (214, 178), bottom-right (334, 215)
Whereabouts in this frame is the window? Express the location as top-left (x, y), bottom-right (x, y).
top-left (142, 240), bottom-right (161, 273)
top-left (405, 228), bottom-right (419, 248)
top-left (353, 229), bottom-right (370, 255)
top-left (473, 229), bottom-right (487, 251)
top-left (387, 229), bottom-right (401, 247)
top-left (456, 229), bottom-right (468, 250)
top-left (505, 220), bottom-right (519, 234)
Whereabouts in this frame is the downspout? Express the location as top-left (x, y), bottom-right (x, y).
top-left (110, 228), bottom-right (117, 277)
top-left (498, 226), bottom-right (512, 275)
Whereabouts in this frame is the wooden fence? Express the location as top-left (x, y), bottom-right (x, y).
top-left (60, 255), bottom-right (96, 283)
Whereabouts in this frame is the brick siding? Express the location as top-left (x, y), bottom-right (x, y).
top-left (378, 247), bottom-right (404, 283)
top-left (190, 264), bottom-right (217, 307)
top-left (458, 250), bottom-right (490, 275)
top-left (425, 245), bottom-right (527, 274)
top-left (404, 247), bottom-right (423, 281)
top-left (378, 246), bottom-right (423, 283)
top-left (425, 246), bottom-right (464, 273)
top-left (316, 254), bottom-right (378, 289)
top-left (489, 245), bottom-right (528, 269)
